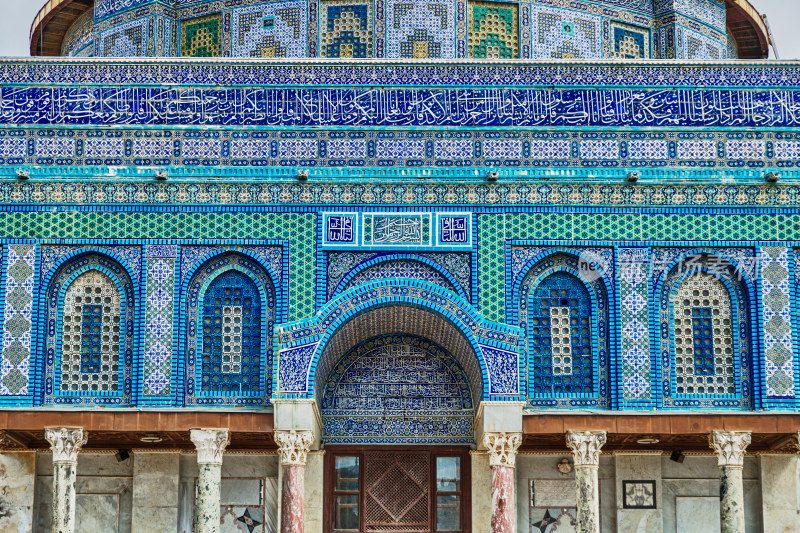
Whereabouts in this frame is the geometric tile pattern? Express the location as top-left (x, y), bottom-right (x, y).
top-left (101, 17), bottom-right (148, 57)
top-left (142, 245), bottom-right (177, 398)
top-left (761, 247), bottom-right (794, 398)
top-left (618, 247), bottom-right (651, 402)
top-left (0, 245), bottom-right (35, 396)
top-left (531, 6), bottom-right (601, 59)
top-left (610, 21), bottom-right (650, 59)
top-left (387, 0), bottom-right (455, 58)
top-left (181, 13), bottom-right (222, 57)
top-left (232, 2), bottom-right (308, 57)
top-left (320, 0), bottom-right (373, 58)
top-left (468, 1), bottom-right (519, 59)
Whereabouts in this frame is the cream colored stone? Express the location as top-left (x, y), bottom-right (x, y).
top-left (76, 494), bottom-right (119, 532)
top-left (471, 452), bottom-right (492, 533)
top-left (132, 452), bottom-right (179, 532)
top-left (304, 451), bottom-right (324, 533)
top-left (0, 451), bottom-right (36, 533)
top-left (760, 455), bottom-right (800, 533)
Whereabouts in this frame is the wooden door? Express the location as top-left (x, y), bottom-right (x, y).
top-left (325, 448), bottom-right (470, 533)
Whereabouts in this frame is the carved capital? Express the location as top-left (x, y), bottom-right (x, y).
top-left (709, 430), bottom-right (751, 467)
top-left (566, 430), bottom-right (607, 467)
top-left (482, 432), bottom-right (522, 467)
top-left (44, 427), bottom-right (87, 464)
top-left (190, 428), bottom-right (230, 465)
top-left (796, 432), bottom-right (800, 455)
top-left (275, 430), bottom-right (314, 466)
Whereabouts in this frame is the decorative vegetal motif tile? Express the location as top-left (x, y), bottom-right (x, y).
top-left (654, 0), bottom-right (726, 31)
top-left (761, 247), bottom-right (794, 398)
top-left (321, 335), bottom-right (474, 444)
top-left (726, 140), bottom-right (765, 160)
top-left (85, 139), bottom-right (124, 159)
top-left (623, 481), bottom-right (656, 509)
top-left (101, 17), bottom-right (148, 57)
top-left (0, 245), bottom-right (35, 397)
top-left (629, 140), bottom-right (668, 160)
top-left (514, 250), bottom-right (611, 408)
top-left (141, 245), bottom-right (177, 399)
top-left (181, 13), bottom-right (222, 57)
top-left (0, 137), bottom-right (25, 159)
top-left (326, 251), bottom-right (471, 301)
top-left (483, 139), bottom-right (522, 159)
top-left (320, 0), bottom-right (373, 58)
top-left (654, 252), bottom-right (753, 409)
top-left (580, 140), bottom-right (619, 160)
top-left (531, 6), bottom-right (601, 59)
top-left (676, 140), bottom-right (716, 160)
top-left (386, 0), bottom-right (455, 58)
top-left (610, 21), bottom-right (650, 59)
top-left (467, 1), bottom-right (518, 59)
top-left (618, 248), bottom-right (651, 402)
top-left (182, 139), bottom-right (222, 159)
top-left (232, 2), bottom-right (308, 58)
top-left (41, 252), bottom-right (137, 406)
top-left (182, 250), bottom-right (278, 406)
top-left (35, 138), bottom-right (75, 159)
top-left (327, 139), bottom-right (367, 159)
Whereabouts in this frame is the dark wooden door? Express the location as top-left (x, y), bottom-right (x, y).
top-left (325, 447), bottom-right (470, 533)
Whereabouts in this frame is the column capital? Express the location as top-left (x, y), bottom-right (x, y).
top-left (190, 428), bottom-right (230, 465)
top-left (709, 430), bottom-right (751, 467)
top-left (795, 432), bottom-right (800, 455)
top-left (482, 432), bottom-right (522, 467)
top-left (44, 427), bottom-right (87, 464)
top-left (275, 430), bottom-right (314, 466)
top-left (566, 430), bottom-right (607, 467)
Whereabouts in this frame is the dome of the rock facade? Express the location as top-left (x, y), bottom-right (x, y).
top-left (32, 0), bottom-right (769, 60)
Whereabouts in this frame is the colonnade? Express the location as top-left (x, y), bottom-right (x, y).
top-left (39, 426), bottom-right (796, 533)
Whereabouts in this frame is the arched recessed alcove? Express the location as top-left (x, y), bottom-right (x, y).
top-left (314, 305), bottom-right (485, 445)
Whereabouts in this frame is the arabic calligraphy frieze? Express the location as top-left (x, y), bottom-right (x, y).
top-left (3, 86), bottom-right (800, 128)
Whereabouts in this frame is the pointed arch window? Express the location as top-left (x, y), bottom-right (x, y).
top-left (42, 252), bottom-right (135, 407)
top-left (529, 272), bottom-right (593, 396)
top-left (200, 270), bottom-right (262, 396)
top-left (672, 272), bottom-right (735, 396)
top-left (60, 270), bottom-right (123, 394)
top-left (516, 252), bottom-right (611, 409)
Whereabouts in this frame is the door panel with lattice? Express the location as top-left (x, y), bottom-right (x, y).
top-left (364, 452), bottom-right (430, 533)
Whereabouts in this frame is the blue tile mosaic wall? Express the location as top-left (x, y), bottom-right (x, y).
top-left (231, 2), bottom-right (308, 57)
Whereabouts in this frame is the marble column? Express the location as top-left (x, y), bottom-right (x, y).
top-left (709, 430), bottom-right (751, 533)
top-left (190, 428), bottom-right (230, 533)
top-left (566, 430), bottom-right (607, 533)
top-left (275, 430), bottom-right (314, 533)
top-left (44, 427), bottom-right (88, 533)
top-left (482, 432), bottom-right (522, 533)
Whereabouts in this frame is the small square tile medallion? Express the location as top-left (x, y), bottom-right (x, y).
top-left (623, 480), bottom-right (656, 509)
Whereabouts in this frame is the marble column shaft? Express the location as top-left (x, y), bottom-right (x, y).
top-left (44, 427), bottom-right (87, 533)
top-left (275, 430), bottom-right (314, 533)
top-left (709, 430), bottom-right (751, 533)
top-left (190, 428), bottom-right (230, 533)
top-left (566, 430), bottom-right (607, 533)
top-left (482, 432), bottom-right (522, 533)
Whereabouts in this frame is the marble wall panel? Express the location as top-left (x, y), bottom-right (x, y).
top-left (615, 453), bottom-right (662, 533)
top-left (133, 452), bottom-right (180, 533)
top-left (304, 451), bottom-right (324, 533)
top-left (0, 451), bottom-right (35, 533)
top-left (759, 455), bottom-right (800, 533)
top-left (661, 456), bottom-right (762, 533)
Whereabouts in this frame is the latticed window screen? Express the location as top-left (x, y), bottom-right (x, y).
top-left (60, 270), bottom-right (122, 393)
top-left (529, 272), bottom-right (592, 395)
top-left (672, 272), bottom-right (735, 395)
top-left (364, 452), bottom-right (429, 533)
top-left (201, 270), bottom-right (262, 395)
